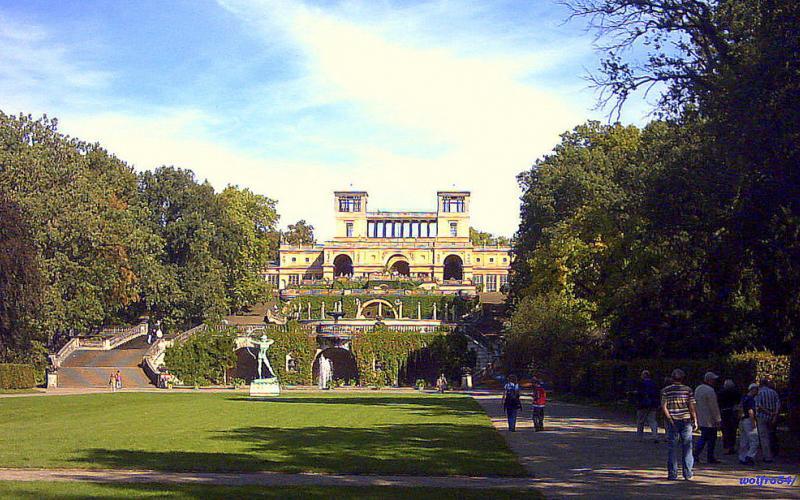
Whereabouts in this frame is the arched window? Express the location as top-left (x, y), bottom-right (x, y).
top-left (443, 255), bottom-right (463, 281)
top-left (333, 254), bottom-right (353, 277)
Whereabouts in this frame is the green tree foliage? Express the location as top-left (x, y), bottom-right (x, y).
top-left (0, 113), bottom-right (281, 360)
top-left (218, 186), bottom-right (279, 312)
top-left (507, 291), bottom-right (606, 391)
top-left (469, 227), bottom-right (510, 246)
top-left (0, 113), bottom-right (152, 338)
top-left (511, 0), bottom-right (800, 379)
top-left (565, 0), bottom-right (800, 347)
top-left (283, 219), bottom-right (315, 245)
top-left (0, 197), bottom-right (44, 364)
top-left (163, 326), bottom-right (237, 386)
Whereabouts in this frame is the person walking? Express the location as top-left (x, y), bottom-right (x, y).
top-left (738, 383), bottom-right (760, 465)
top-left (661, 368), bottom-right (698, 481)
top-left (436, 373), bottom-right (447, 394)
top-left (636, 370), bottom-right (660, 442)
top-left (531, 378), bottom-right (546, 431)
top-left (718, 379), bottom-right (741, 455)
top-left (109, 371), bottom-right (116, 392)
top-left (694, 372), bottom-right (722, 464)
top-left (502, 375), bottom-right (522, 432)
top-left (755, 378), bottom-right (780, 462)
top-left (115, 370), bottom-right (122, 390)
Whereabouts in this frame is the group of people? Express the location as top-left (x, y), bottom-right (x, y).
top-left (637, 368), bottom-right (781, 480)
top-left (108, 370), bottom-right (123, 391)
top-left (502, 375), bottom-right (547, 432)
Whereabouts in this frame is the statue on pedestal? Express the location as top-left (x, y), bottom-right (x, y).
top-left (249, 334), bottom-right (275, 379)
top-left (247, 334), bottom-right (280, 396)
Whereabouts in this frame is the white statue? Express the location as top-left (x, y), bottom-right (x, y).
top-left (248, 334), bottom-right (276, 380)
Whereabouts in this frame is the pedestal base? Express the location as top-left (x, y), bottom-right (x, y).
top-left (249, 378), bottom-right (280, 397)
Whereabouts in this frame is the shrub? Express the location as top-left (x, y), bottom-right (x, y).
top-left (0, 363), bottom-right (36, 389)
top-left (577, 350), bottom-right (790, 401)
top-left (164, 325), bottom-right (237, 386)
top-left (505, 291), bottom-right (607, 391)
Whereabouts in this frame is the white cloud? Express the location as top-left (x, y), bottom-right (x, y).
top-left (215, 0), bottom-right (586, 237)
top-left (0, 11), bottom-right (111, 114)
top-left (3, 2), bottom-right (600, 240)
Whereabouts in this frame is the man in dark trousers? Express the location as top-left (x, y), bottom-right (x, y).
top-left (636, 370), bottom-right (660, 442)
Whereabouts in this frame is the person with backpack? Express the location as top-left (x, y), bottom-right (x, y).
top-left (531, 378), bottom-right (547, 431)
top-left (636, 370), bottom-right (660, 442)
top-left (502, 374), bottom-right (523, 432)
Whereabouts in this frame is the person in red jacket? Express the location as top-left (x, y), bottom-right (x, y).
top-left (532, 378), bottom-right (547, 431)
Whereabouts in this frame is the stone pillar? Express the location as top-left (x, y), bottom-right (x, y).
top-left (417, 302), bottom-right (421, 320)
top-left (321, 302), bottom-right (326, 320)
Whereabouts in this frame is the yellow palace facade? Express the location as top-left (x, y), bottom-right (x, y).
top-left (265, 191), bottom-right (511, 293)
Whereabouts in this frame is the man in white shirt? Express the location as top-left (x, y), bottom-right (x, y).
top-left (694, 372), bottom-right (722, 463)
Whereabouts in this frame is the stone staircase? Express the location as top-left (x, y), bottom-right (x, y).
top-left (55, 333), bottom-right (154, 389)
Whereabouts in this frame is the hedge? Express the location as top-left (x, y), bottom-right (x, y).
top-left (576, 350), bottom-right (790, 401)
top-left (262, 322), bottom-right (318, 385)
top-left (282, 294), bottom-right (477, 321)
top-left (227, 322), bottom-right (472, 387)
top-left (0, 364), bottom-right (37, 389)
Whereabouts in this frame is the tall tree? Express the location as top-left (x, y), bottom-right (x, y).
top-left (283, 220), bottom-right (315, 245)
top-left (0, 196), bottom-right (44, 363)
top-left (219, 186), bottom-right (279, 311)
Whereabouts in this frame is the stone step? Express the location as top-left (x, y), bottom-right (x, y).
top-left (57, 367), bottom-right (153, 388)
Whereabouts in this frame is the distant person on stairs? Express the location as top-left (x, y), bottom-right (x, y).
top-left (503, 375), bottom-right (522, 432)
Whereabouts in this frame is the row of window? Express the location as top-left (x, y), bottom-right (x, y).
top-left (441, 196), bottom-right (465, 213)
top-left (338, 196), bottom-right (362, 212)
top-left (361, 220), bottom-right (444, 238)
top-left (473, 274), bottom-right (509, 292)
top-left (475, 255), bottom-right (508, 264)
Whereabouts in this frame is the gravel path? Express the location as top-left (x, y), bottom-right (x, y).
top-left (472, 392), bottom-right (800, 499)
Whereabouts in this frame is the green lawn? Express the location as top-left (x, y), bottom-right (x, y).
top-left (0, 481), bottom-right (542, 499)
top-left (0, 392), bottom-right (523, 476)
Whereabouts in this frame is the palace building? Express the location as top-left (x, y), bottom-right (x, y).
top-left (265, 191), bottom-right (512, 293)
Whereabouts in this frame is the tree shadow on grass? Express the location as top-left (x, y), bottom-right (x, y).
top-left (75, 423), bottom-right (524, 477)
top-left (223, 395), bottom-right (485, 418)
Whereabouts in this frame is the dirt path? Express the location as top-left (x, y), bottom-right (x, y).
top-left (472, 393), bottom-right (800, 499)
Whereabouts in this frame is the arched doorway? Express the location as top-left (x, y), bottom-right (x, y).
top-left (312, 348), bottom-right (358, 384)
top-left (357, 299), bottom-right (398, 319)
top-left (443, 255), bottom-right (463, 281)
top-left (386, 254), bottom-right (410, 277)
top-left (389, 260), bottom-right (410, 276)
top-left (333, 254), bottom-right (353, 277)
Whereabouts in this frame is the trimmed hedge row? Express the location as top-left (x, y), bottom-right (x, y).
top-left (0, 363), bottom-right (37, 389)
top-left (576, 351), bottom-right (789, 401)
top-left (283, 294), bottom-right (477, 320)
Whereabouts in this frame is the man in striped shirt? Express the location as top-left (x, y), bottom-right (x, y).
top-left (661, 369), bottom-right (698, 480)
top-left (755, 378), bottom-right (781, 462)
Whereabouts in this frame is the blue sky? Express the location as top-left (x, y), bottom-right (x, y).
top-left (0, 0), bottom-right (653, 238)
